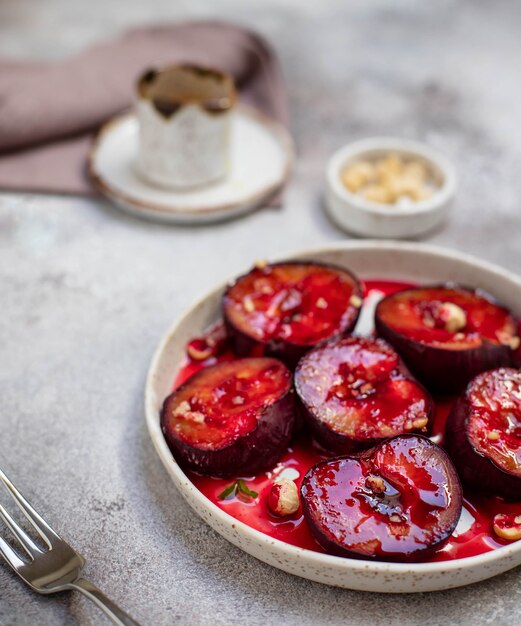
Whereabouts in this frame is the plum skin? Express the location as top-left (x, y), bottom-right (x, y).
top-left (223, 261), bottom-right (363, 367)
top-left (445, 394), bottom-right (521, 501)
top-left (375, 285), bottom-right (517, 395)
top-left (300, 435), bottom-right (463, 562)
top-left (161, 367), bottom-right (295, 478)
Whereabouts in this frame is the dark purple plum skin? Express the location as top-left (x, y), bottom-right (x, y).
top-left (300, 435), bottom-right (462, 562)
top-left (375, 285), bottom-right (516, 395)
top-left (445, 393), bottom-right (521, 500)
top-left (161, 368), bottom-right (295, 478)
top-left (294, 337), bottom-right (434, 454)
top-left (223, 261), bottom-right (363, 368)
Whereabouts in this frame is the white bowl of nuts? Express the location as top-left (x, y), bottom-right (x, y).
top-left (325, 137), bottom-right (457, 238)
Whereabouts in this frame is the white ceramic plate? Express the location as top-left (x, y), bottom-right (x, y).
top-left (145, 241), bottom-right (521, 592)
top-left (89, 106), bottom-right (293, 224)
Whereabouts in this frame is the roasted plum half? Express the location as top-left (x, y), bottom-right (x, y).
top-left (294, 336), bottom-right (433, 453)
top-left (301, 435), bottom-right (462, 562)
top-left (223, 261), bottom-right (363, 366)
top-left (161, 358), bottom-right (294, 477)
top-left (375, 284), bottom-right (519, 394)
top-left (445, 368), bottom-right (521, 500)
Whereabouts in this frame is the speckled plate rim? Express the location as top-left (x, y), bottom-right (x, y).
top-left (145, 241), bottom-right (521, 593)
top-left (88, 106), bottom-right (293, 224)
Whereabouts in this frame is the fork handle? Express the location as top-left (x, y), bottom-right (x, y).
top-left (68, 578), bottom-right (142, 626)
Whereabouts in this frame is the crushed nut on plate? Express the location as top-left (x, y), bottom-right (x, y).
top-left (341, 152), bottom-right (436, 207)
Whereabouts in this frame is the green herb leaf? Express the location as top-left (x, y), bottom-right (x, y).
top-left (217, 481), bottom-right (238, 500)
top-left (237, 479), bottom-right (258, 499)
top-left (217, 479), bottom-right (258, 501)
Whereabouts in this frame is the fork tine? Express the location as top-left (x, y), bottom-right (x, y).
top-left (0, 468), bottom-right (60, 547)
top-left (0, 534), bottom-right (27, 570)
top-left (0, 502), bottom-right (42, 558)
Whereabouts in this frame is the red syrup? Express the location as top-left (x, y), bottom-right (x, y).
top-left (172, 280), bottom-right (521, 562)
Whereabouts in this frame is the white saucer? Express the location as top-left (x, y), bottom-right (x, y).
top-left (89, 106), bottom-right (293, 224)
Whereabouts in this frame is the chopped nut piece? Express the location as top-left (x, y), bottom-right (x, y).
top-left (493, 513), bottom-right (521, 541)
top-left (487, 430), bottom-right (500, 441)
top-left (376, 153), bottom-right (402, 177)
top-left (255, 259), bottom-right (267, 269)
top-left (412, 417), bottom-right (429, 431)
top-left (341, 161), bottom-right (375, 192)
top-left (268, 479), bottom-right (300, 517)
top-left (389, 513), bottom-right (403, 523)
top-left (231, 396), bottom-right (245, 405)
top-left (364, 184), bottom-right (392, 204)
top-left (438, 302), bottom-right (467, 333)
top-left (243, 297), bottom-right (255, 313)
top-left (359, 383), bottom-right (374, 395)
top-left (187, 340), bottom-right (213, 361)
top-left (173, 401), bottom-right (191, 417)
top-left (316, 297), bottom-right (328, 309)
top-left (365, 474), bottom-right (386, 494)
top-left (187, 411), bottom-right (205, 423)
top-left (349, 294), bottom-right (363, 308)
top-left (404, 420), bottom-right (413, 431)
top-left (403, 160), bottom-right (427, 182)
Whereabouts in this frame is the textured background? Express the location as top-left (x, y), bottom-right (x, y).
top-left (1, 1), bottom-right (521, 624)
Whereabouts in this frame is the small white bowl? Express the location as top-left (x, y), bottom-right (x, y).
top-left (325, 137), bottom-right (457, 238)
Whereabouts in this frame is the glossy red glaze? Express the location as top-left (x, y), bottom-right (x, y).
top-left (164, 358), bottom-right (290, 448)
top-left (376, 285), bottom-right (518, 350)
top-left (300, 436), bottom-right (462, 561)
top-left (172, 280), bottom-right (521, 562)
top-left (295, 336), bottom-right (432, 452)
top-left (223, 262), bottom-right (362, 348)
top-left (466, 368), bottom-right (521, 474)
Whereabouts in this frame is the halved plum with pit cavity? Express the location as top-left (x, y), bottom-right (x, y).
top-left (294, 336), bottom-right (433, 453)
top-left (445, 368), bottom-right (521, 500)
top-left (223, 261), bottom-right (363, 366)
top-left (301, 435), bottom-right (462, 562)
top-left (375, 284), bottom-right (519, 394)
top-left (161, 358), bottom-right (294, 477)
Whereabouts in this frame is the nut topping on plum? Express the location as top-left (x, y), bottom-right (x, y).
top-left (420, 301), bottom-right (467, 332)
top-left (365, 474), bottom-right (386, 494)
top-left (507, 336), bottom-right (521, 350)
top-left (439, 302), bottom-right (467, 332)
top-left (493, 513), bottom-right (521, 541)
top-left (268, 479), bottom-right (300, 517)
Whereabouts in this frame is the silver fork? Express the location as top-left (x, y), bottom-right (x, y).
top-left (0, 468), bottom-right (142, 625)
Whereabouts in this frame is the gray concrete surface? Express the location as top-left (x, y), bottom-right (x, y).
top-left (1, 1), bottom-right (521, 624)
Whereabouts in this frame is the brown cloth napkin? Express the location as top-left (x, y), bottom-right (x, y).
top-left (0, 22), bottom-right (288, 196)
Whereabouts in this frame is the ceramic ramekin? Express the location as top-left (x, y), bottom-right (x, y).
top-left (325, 137), bottom-right (458, 238)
